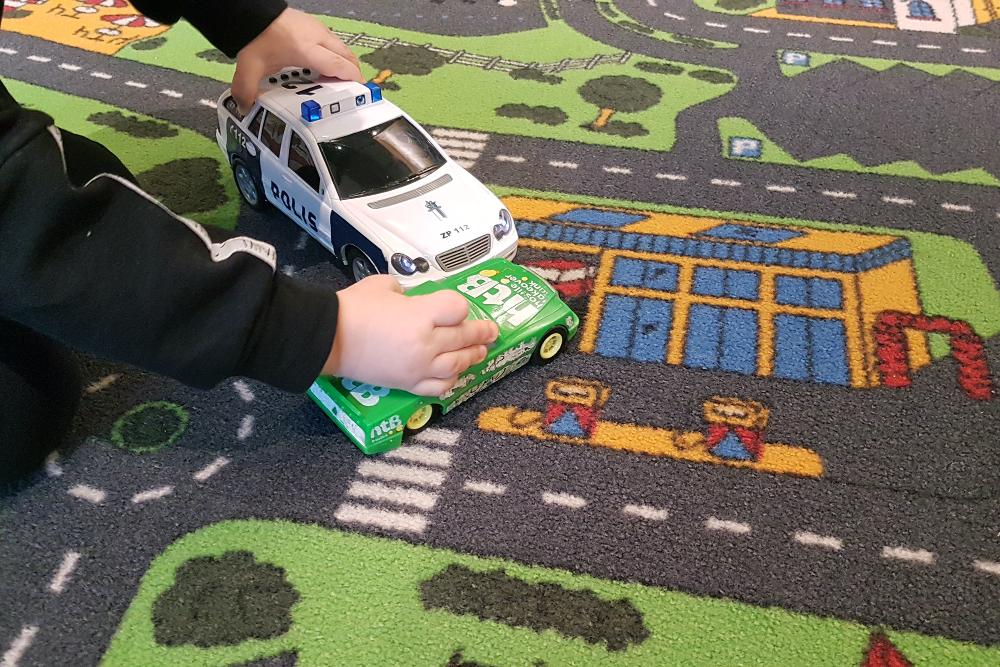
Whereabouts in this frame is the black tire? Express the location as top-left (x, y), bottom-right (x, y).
top-left (532, 327), bottom-right (568, 365)
top-left (232, 158), bottom-right (268, 211)
top-left (346, 247), bottom-right (379, 283)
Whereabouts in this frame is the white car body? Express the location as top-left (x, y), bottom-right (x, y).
top-left (215, 68), bottom-right (517, 285)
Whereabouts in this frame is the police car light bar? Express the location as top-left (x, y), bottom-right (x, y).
top-left (300, 82), bottom-right (383, 123)
top-left (365, 81), bottom-right (383, 102)
top-left (301, 100), bottom-right (322, 122)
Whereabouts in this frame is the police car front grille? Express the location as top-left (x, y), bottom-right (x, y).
top-left (367, 173), bottom-right (453, 209)
top-left (437, 234), bottom-right (492, 272)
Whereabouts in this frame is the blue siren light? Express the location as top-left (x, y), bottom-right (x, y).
top-left (301, 100), bottom-right (322, 122)
top-left (364, 81), bottom-right (383, 102)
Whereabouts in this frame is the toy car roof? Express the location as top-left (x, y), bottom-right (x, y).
top-left (255, 69), bottom-right (402, 142)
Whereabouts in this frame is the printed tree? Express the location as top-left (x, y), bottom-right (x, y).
top-left (578, 75), bottom-right (662, 131)
top-left (361, 44), bottom-right (448, 85)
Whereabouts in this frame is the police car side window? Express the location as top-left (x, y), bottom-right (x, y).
top-left (247, 107), bottom-right (264, 137)
top-left (288, 132), bottom-right (320, 193)
top-left (261, 112), bottom-right (286, 157)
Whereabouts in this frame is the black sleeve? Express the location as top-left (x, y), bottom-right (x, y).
top-left (130, 0), bottom-right (289, 58)
top-left (0, 100), bottom-right (338, 393)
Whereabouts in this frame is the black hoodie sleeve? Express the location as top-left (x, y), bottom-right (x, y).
top-left (0, 90), bottom-right (338, 392)
top-left (130, 0), bottom-right (289, 57)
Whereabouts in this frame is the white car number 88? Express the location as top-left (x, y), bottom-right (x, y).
top-left (342, 379), bottom-right (390, 406)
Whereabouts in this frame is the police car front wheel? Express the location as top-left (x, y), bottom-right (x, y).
top-left (232, 159), bottom-right (267, 211)
top-left (347, 248), bottom-right (379, 283)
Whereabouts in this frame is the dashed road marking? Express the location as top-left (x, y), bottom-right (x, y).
top-left (793, 531), bottom-right (843, 550)
top-left (882, 546), bottom-right (936, 565)
top-left (199, 98), bottom-right (217, 108)
top-left (346, 480), bottom-right (438, 511)
top-left (27, 55), bottom-right (52, 63)
top-left (829, 36), bottom-right (854, 43)
top-left (357, 460), bottom-right (446, 488)
top-left (962, 47), bottom-right (988, 54)
top-left (623, 504), bottom-right (668, 521)
top-left (656, 172), bottom-right (688, 181)
top-left (973, 559), bottom-right (1000, 576)
top-left (705, 517), bottom-right (751, 534)
top-left (58, 63), bottom-right (81, 72)
top-left (787, 32), bottom-right (812, 38)
top-left (131, 486), bottom-right (174, 504)
top-left (495, 154), bottom-right (526, 163)
top-left (822, 190), bottom-right (857, 199)
top-left (334, 502), bottom-right (428, 534)
top-left (193, 456), bottom-right (230, 482)
top-left (232, 379), bottom-right (255, 402)
top-left (125, 80), bottom-right (147, 88)
top-left (413, 427), bottom-right (461, 447)
top-left (237, 414), bottom-right (255, 441)
top-left (917, 44), bottom-right (942, 50)
top-left (663, 11), bottom-right (686, 20)
top-left (432, 127), bottom-right (488, 141)
top-left (941, 202), bottom-right (973, 212)
top-left (766, 184), bottom-right (797, 193)
top-left (68, 484), bottom-right (106, 504)
top-left (385, 445), bottom-right (452, 468)
top-left (85, 373), bottom-right (120, 394)
top-left (0, 48), bottom-right (18, 55)
top-left (543, 491), bottom-right (587, 509)
top-left (160, 89), bottom-right (183, 98)
top-left (744, 27), bottom-right (769, 34)
top-left (711, 178), bottom-right (742, 187)
top-left (463, 480), bottom-right (507, 495)
top-left (705, 21), bottom-right (728, 28)
top-left (882, 196), bottom-right (915, 205)
top-left (90, 71), bottom-right (112, 79)
top-left (2, 625), bottom-right (38, 667)
top-left (549, 160), bottom-right (579, 169)
top-left (872, 39), bottom-right (898, 46)
top-left (48, 551), bottom-right (81, 594)
top-left (603, 166), bottom-right (632, 175)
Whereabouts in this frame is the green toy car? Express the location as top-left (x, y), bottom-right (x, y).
top-left (307, 258), bottom-right (580, 454)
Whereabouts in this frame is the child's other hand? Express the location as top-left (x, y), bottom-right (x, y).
top-left (322, 275), bottom-right (499, 397)
top-left (233, 8), bottom-right (364, 114)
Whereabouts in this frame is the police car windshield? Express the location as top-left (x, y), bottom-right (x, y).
top-left (320, 116), bottom-right (446, 199)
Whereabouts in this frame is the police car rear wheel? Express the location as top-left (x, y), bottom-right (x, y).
top-left (534, 328), bottom-right (566, 365)
top-left (347, 249), bottom-right (378, 283)
top-left (405, 404), bottom-right (435, 433)
top-left (233, 160), bottom-right (266, 211)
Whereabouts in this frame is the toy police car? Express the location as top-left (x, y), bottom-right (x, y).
top-left (307, 257), bottom-right (579, 454)
top-left (215, 69), bottom-right (518, 285)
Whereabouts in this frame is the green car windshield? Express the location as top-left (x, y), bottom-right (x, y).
top-left (320, 116), bottom-right (447, 200)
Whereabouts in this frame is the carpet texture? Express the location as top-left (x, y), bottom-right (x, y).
top-left (2, 1), bottom-right (999, 665)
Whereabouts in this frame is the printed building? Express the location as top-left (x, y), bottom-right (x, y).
top-left (509, 197), bottom-right (930, 389)
top-left (772, 0), bottom-right (999, 32)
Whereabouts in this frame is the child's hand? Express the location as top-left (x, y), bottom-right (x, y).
top-left (322, 275), bottom-right (499, 397)
top-left (232, 8), bottom-right (364, 113)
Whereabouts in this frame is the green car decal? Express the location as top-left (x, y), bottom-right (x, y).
top-left (308, 258), bottom-right (580, 454)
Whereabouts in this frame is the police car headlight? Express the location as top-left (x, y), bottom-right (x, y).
top-left (494, 208), bottom-right (514, 240)
top-left (391, 253), bottom-right (428, 275)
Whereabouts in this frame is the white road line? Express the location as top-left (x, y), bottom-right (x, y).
top-left (442, 147), bottom-right (482, 160)
top-left (622, 504), bottom-right (668, 521)
top-left (385, 445), bottom-right (452, 468)
top-left (916, 44), bottom-right (942, 50)
top-left (962, 48), bottom-right (988, 54)
top-left (198, 98), bottom-right (218, 108)
top-left (436, 138), bottom-right (487, 151)
top-left (413, 427), bottom-right (461, 447)
top-left (432, 127), bottom-right (489, 141)
top-left (2, 626), bottom-right (38, 667)
top-left (705, 517), bottom-right (751, 534)
top-left (160, 89), bottom-right (183, 98)
top-left (237, 414), bottom-right (255, 441)
top-left (792, 531), bottom-right (843, 550)
top-left (0, 48), bottom-right (18, 55)
top-left (67, 484), bottom-right (106, 504)
top-left (346, 480), bottom-right (438, 510)
top-left (603, 166), bottom-right (632, 175)
top-left (872, 40), bottom-right (898, 46)
top-left (495, 155), bottom-right (526, 163)
top-left (281, 264), bottom-right (296, 276)
top-left (125, 80), bottom-right (148, 88)
top-left (335, 502), bottom-right (427, 533)
top-left (85, 373), bottom-right (121, 394)
top-left (294, 231), bottom-right (309, 250)
top-left (232, 379), bottom-right (255, 402)
top-left (787, 32), bottom-right (812, 38)
top-left (549, 160), bottom-right (578, 169)
top-left (664, 12), bottom-right (686, 20)
top-left (131, 486), bottom-right (174, 504)
top-left (27, 55), bottom-right (52, 63)
top-left (829, 36), bottom-right (854, 43)
top-left (766, 184), bottom-right (797, 193)
top-left (44, 453), bottom-right (63, 478)
top-left (882, 546), bottom-right (935, 565)
top-left (90, 71), bottom-right (112, 79)
top-left (542, 491), bottom-right (587, 509)
top-left (193, 456), bottom-right (230, 482)
top-left (463, 480), bottom-right (507, 495)
top-left (744, 27), bottom-right (769, 34)
top-left (656, 172), bottom-right (688, 181)
top-left (357, 460), bottom-right (446, 487)
top-left (646, 0), bottom-right (657, 6)
top-left (882, 196), bottom-right (915, 205)
top-left (704, 22), bottom-right (728, 28)
top-left (710, 178), bottom-right (742, 187)
top-left (973, 559), bottom-right (1000, 576)
top-left (941, 202), bottom-right (973, 212)
top-left (48, 551), bottom-right (81, 594)
top-left (58, 63), bottom-right (82, 72)
top-left (454, 158), bottom-right (476, 169)
top-left (822, 190), bottom-right (857, 199)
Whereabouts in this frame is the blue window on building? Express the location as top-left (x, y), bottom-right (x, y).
top-left (824, 0), bottom-right (845, 5)
top-left (597, 295), bottom-right (673, 363)
top-left (860, 0), bottom-right (885, 7)
top-left (693, 267), bottom-right (760, 300)
top-left (775, 276), bottom-right (843, 309)
top-left (684, 305), bottom-right (758, 375)
top-left (610, 257), bottom-right (679, 291)
top-left (908, 0), bottom-right (935, 17)
top-left (774, 315), bottom-right (849, 385)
